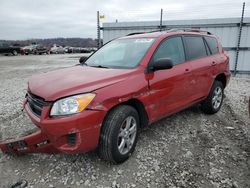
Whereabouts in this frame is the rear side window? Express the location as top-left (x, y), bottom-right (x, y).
top-left (205, 37), bottom-right (219, 55)
top-left (184, 36), bottom-right (207, 60)
top-left (153, 37), bottom-right (185, 65)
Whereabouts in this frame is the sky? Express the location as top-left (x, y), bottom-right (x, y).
top-left (0, 0), bottom-right (249, 40)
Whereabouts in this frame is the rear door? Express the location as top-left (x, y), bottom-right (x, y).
top-left (204, 36), bottom-right (225, 76)
top-left (147, 36), bottom-right (194, 121)
top-left (183, 35), bottom-right (214, 100)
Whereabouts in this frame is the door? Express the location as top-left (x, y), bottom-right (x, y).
top-left (146, 36), bottom-right (194, 121)
top-left (183, 36), bottom-right (216, 99)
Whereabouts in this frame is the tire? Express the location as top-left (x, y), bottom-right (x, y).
top-left (201, 80), bottom-right (224, 114)
top-left (98, 105), bottom-right (139, 163)
top-left (12, 50), bottom-right (18, 56)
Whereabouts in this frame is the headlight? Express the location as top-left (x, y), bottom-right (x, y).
top-left (50, 93), bottom-right (95, 116)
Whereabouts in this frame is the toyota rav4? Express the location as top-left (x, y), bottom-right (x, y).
top-left (0, 29), bottom-right (231, 163)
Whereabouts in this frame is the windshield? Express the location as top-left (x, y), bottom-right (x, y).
top-left (85, 38), bottom-right (155, 69)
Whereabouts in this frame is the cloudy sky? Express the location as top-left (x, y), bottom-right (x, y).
top-left (0, 0), bottom-right (249, 40)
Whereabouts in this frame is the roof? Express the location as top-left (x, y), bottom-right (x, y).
top-left (121, 32), bottom-right (163, 39)
top-left (119, 29), bottom-right (214, 40)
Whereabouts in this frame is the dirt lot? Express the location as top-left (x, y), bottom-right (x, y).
top-left (0, 54), bottom-right (249, 188)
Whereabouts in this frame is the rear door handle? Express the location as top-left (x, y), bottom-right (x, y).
top-left (211, 61), bottom-right (216, 66)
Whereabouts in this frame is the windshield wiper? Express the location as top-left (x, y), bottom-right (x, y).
top-left (89, 65), bottom-right (110, 69)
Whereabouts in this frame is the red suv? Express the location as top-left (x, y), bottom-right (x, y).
top-left (0, 29), bottom-right (230, 163)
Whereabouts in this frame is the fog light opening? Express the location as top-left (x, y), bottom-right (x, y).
top-left (67, 133), bottom-right (76, 146)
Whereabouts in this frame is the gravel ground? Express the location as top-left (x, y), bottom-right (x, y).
top-left (0, 54), bottom-right (249, 188)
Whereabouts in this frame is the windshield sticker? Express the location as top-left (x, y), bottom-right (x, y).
top-left (134, 39), bottom-right (154, 43)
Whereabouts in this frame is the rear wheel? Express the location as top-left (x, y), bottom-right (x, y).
top-left (201, 80), bottom-right (224, 114)
top-left (98, 105), bottom-right (139, 163)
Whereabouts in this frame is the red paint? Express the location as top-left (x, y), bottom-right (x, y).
top-left (0, 31), bottom-right (231, 154)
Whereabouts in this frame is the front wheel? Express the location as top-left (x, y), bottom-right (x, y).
top-left (98, 105), bottom-right (139, 163)
top-left (201, 80), bottom-right (224, 114)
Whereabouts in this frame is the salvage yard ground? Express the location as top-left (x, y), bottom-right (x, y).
top-left (0, 54), bottom-right (250, 188)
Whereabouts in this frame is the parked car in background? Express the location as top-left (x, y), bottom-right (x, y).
top-left (0, 42), bottom-right (21, 55)
top-left (81, 48), bottom-right (92, 53)
top-left (22, 45), bottom-right (38, 55)
top-left (63, 46), bottom-right (71, 53)
top-left (33, 45), bottom-right (50, 55)
top-left (66, 47), bottom-right (79, 53)
top-left (89, 47), bottom-right (97, 52)
top-left (50, 44), bottom-right (66, 54)
top-left (66, 47), bottom-right (95, 53)
top-left (0, 29), bottom-right (231, 163)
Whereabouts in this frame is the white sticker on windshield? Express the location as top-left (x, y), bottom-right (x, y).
top-left (134, 39), bottom-right (154, 43)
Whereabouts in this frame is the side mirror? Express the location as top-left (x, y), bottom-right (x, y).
top-left (147, 58), bottom-right (173, 73)
top-left (79, 56), bottom-right (88, 64)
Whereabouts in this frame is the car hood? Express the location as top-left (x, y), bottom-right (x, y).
top-left (28, 65), bottom-right (136, 101)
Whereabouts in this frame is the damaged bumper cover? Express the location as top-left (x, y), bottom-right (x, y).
top-left (0, 100), bottom-right (105, 154)
top-left (0, 130), bottom-right (56, 154)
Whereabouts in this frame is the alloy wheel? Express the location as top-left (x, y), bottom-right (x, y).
top-left (212, 86), bottom-right (223, 109)
top-left (117, 116), bottom-right (137, 155)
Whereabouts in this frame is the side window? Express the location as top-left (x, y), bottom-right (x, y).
top-left (204, 39), bottom-right (211, 55)
top-left (184, 36), bottom-right (207, 60)
top-left (153, 37), bottom-right (185, 65)
top-left (204, 36), bottom-right (219, 55)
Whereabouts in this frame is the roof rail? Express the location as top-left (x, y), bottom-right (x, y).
top-left (162, 28), bottom-right (212, 35)
top-left (126, 32), bottom-right (145, 36)
top-left (184, 28), bottom-right (212, 35)
top-left (126, 28), bottom-right (212, 36)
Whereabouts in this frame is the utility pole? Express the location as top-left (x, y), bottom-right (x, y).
top-left (97, 11), bottom-right (101, 48)
top-left (160, 9), bottom-right (163, 31)
top-left (234, 2), bottom-right (245, 76)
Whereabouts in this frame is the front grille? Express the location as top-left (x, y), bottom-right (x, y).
top-left (27, 92), bottom-right (46, 116)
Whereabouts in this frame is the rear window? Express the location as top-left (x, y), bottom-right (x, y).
top-left (205, 36), bottom-right (219, 55)
top-left (184, 36), bottom-right (207, 60)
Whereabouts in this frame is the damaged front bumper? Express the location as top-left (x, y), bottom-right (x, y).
top-left (0, 99), bottom-right (105, 154)
top-left (0, 130), bottom-right (58, 154)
